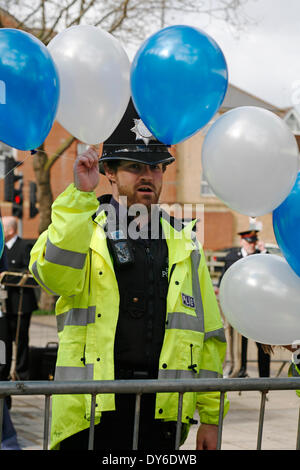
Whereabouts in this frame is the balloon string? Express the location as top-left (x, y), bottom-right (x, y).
top-left (0, 151), bottom-right (32, 180)
top-left (1, 147), bottom-right (77, 180)
top-left (28, 147), bottom-right (77, 161)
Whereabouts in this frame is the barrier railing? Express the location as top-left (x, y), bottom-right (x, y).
top-left (0, 377), bottom-right (300, 450)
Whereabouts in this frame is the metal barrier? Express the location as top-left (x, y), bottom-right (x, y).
top-left (0, 377), bottom-right (300, 451)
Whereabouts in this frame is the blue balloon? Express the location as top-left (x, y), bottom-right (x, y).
top-left (273, 172), bottom-right (300, 277)
top-left (130, 25), bottom-right (228, 145)
top-left (0, 29), bottom-right (60, 150)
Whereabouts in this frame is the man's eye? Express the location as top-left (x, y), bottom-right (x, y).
top-left (122, 163), bottom-right (139, 171)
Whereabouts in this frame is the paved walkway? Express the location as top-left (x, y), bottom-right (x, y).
top-left (5, 315), bottom-right (300, 451)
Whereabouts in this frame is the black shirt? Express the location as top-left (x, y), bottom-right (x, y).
top-left (104, 197), bottom-right (169, 378)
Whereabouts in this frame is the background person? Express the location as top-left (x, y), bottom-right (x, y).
top-left (29, 100), bottom-right (229, 450)
top-left (0, 232), bottom-right (21, 450)
top-left (1, 400), bottom-right (21, 450)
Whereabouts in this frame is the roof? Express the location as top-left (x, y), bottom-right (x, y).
top-left (221, 84), bottom-right (289, 115)
top-left (283, 108), bottom-right (300, 135)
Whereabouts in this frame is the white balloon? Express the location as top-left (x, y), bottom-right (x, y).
top-left (202, 106), bottom-right (300, 217)
top-left (48, 25), bottom-right (130, 144)
top-left (219, 254), bottom-right (300, 345)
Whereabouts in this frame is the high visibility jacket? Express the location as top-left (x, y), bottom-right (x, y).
top-left (29, 184), bottom-right (229, 449)
top-left (289, 361), bottom-right (300, 398)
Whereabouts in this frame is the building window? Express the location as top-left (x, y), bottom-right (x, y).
top-left (0, 142), bottom-right (14, 158)
top-left (200, 176), bottom-right (216, 197)
top-left (0, 143), bottom-right (14, 178)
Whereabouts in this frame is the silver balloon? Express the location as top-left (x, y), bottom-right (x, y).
top-left (48, 25), bottom-right (130, 144)
top-left (202, 106), bottom-right (300, 217)
top-left (219, 254), bottom-right (300, 345)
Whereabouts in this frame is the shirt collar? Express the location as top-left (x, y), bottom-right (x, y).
top-left (6, 235), bottom-right (18, 250)
top-left (109, 197), bottom-right (129, 224)
top-left (109, 197), bottom-right (163, 240)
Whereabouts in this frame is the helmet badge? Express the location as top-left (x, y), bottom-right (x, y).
top-left (130, 119), bottom-right (155, 145)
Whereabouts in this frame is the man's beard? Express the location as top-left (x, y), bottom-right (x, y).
top-left (117, 184), bottom-right (161, 212)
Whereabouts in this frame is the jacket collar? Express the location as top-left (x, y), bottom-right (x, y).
top-left (160, 211), bottom-right (198, 266)
top-left (92, 197), bottom-right (198, 268)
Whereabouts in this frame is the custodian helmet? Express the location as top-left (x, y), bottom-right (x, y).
top-left (99, 99), bottom-right (175, 173)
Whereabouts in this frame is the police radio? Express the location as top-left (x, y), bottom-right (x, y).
top-left (106, 227), bottom-right (135, 268)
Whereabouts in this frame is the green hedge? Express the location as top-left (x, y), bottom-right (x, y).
top-left (32, 309), bottom-right (55, 316)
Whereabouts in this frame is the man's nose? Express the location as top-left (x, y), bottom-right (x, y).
top-left (140, 165), bottom-right (153, 178)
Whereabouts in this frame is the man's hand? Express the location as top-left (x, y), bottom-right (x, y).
top-left (73, 146), bottom-right (100, 192)
top-left (196, 423), bottom-right (219, 450)
top-left (256, 240), bottom-right (267, 253)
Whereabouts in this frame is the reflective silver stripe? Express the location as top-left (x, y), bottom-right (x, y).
top-left (54, 364), bottom-right (94, 381)
top-left (190, 235), bottom-right (226, 343)
top-left (45, 238), bottom-right (86, 269)
top-left (31, 261), bottom-right (58, 296)
top-left (56, 306), bottom-right (96, 333)
top-left (199, 369), bottom-right (223, 379)
top-left (166, 312), bottom-right (204, 333)
top-left (204, 328), bottom-right (227, 343)
top-left (158, 369), bottom-right (199, 379)
top-left (158, 368), bottom-right (222, 379)
top-left (0, 340), bottom-right (5, 365)
top-left (190, 241), bottom-right (205, 332)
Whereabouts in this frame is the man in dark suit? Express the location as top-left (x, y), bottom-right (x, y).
top-left (0, 237), bottom-right (21, 449)
top-left (219, 229), bottom-right (270, 378)
top-left (1, 216), bottom-right (38, 381)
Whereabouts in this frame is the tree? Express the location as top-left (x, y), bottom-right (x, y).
top-left (0, 0), bottom-right (251, 233)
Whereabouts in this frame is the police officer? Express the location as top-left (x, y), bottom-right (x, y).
top-left (30, 100), bottom-right (229, 450)
top-left (219, 229), bottom-right (271, 378)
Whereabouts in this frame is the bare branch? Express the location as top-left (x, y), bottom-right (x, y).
top-left (44, 135), bottom-right (76, 172)
top-left (41, 0), bottom-right (46, 30)
top-left (66, 0), bottom-right (97, 28)
top-left (42, 0), bottom-right (78, 43)
top-left (108, 0), bottom-right (130, 33)
top-left (0, 0), bottom-right (253, 44)
top-left (14, 1), bottom-right (42, 32)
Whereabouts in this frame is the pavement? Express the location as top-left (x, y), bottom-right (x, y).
top-left (5, 315), bottom-right (300, 451)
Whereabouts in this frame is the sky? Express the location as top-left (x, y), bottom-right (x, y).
top-left (201, 0), bottom-right (300, 109)
top-left (127, 0), bottom-right (300, 110)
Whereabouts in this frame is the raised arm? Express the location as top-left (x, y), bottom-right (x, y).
top-left (29, 147), bottom-right (101, 297)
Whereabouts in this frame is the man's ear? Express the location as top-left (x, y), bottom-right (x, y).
top-left (103, 162), bottom-right (116, 184)
top-left (168, 145), bottom-right (176, 158)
